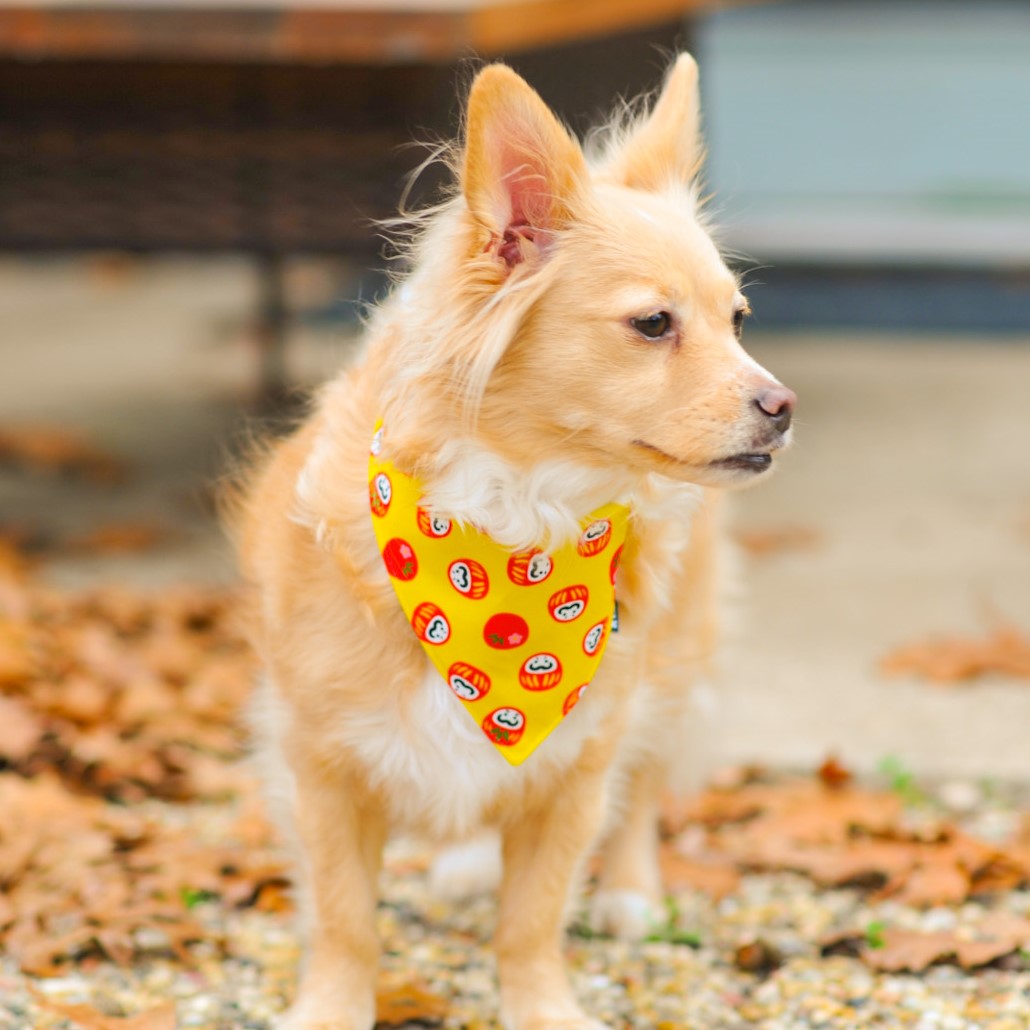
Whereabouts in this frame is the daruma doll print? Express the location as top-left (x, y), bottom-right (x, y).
top-left (368, 421), bottom-right (629, 765)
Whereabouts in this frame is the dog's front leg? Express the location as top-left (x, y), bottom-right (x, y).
top-left (589, 757), bottom-right (664, 940)
top-left (495, 755), bottom-right (612, 1030)
top-left (280, 748), bottom-right (387, 1030)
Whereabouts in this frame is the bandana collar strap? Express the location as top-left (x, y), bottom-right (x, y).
top-left (368, 422), bottom-right (628, 766)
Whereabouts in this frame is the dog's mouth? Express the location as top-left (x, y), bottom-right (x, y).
top-left (709, 452), bottom-right (774, 473)
top-left (633, 439), bottom-right (778, 475)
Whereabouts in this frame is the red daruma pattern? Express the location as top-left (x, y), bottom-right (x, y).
top-left (577, 518), bottom-right (612, 557)
top-left (370, 472), bottom-right (392, 517)
top-left (518, 653), bottom-right (563, 691)
top-left (483, 612), bottom-right (530, 650)
top-left (582, 620), bottom-right (607, 656)
top-left (417, 506), bottom-right (452, 538)
top-left (448, 559), bottom-right (489, 599)
top-left (507, 550), bottom-right (553, 585)
top-left (548, 585), bottom-right (588, 622)
top-left (382, 538), bottom-right (418, 581)
top-left (412, 602), bottom-right (450, 645)
top-left (483, 707), bottom-right (525, 746)
top-left (448, 661), bottom-right (491, 701)
top-left (609, 545), bottom-right (623, 585)
top-left (563, 684), bottom-right (588, 715)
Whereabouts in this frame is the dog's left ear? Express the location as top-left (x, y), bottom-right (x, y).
top-left (463, 64), bottom-right (587, 268)
top-left (607, 53), bottom-right (702, 191)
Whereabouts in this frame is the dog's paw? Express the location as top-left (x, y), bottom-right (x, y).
top-left (587, 889), bottom-right (662, 941)
top-left (503, 1013), bottom-right (610, 1030)
top-left (429, 833), bottom-right (502, 901)
top-left (276, 1012), bottom-right (372, 1030)
top-left (276, 1014), bottom-right (367, 1030)
top-left (275, 992), bottom-right (375, 1030)
top-left (501, 1003), bottom-right (610, 1030)
top-left (522, 1022), bottom-right (608, 1030)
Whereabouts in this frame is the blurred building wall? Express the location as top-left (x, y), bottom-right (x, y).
top-left (698, 0), bottom-right (1030, 268)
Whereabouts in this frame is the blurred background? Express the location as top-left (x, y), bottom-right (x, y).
top-left (2, 0), bottom-right (1029, 778)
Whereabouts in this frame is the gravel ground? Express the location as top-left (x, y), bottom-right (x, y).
top-left (4, 795), bottom-right (1030, 1030)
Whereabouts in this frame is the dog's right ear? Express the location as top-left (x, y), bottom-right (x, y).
top-left (463, 64), bottom-right (587, 269)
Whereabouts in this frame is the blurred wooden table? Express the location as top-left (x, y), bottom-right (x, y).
top-left (0, 0), bottom-right (735, 63)
top-left (0, 0), bottom-right (745, 396)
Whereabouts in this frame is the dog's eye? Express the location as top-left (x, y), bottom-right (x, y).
top-left (732, 307), bottom-right (748, 339)
top-left (631, 312), bottom-right (671, 340)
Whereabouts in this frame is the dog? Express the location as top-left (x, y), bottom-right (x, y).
top-left (236, 53), bottom-right (794, 1030)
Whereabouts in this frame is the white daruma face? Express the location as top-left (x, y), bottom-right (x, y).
top-left (582, 621), bottom-right (605, 656)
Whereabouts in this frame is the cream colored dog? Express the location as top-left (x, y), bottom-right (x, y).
top-left (238, 54), bottom-right (794, 1030)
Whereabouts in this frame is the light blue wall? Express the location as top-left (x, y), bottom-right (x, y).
top-left (697, 1), bottom-right (1030, 265)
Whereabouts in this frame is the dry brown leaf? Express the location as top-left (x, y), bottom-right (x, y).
top-left (0, 694), bottom-right (46, 761)
top-left (0, 538), bottom-right (34, 583)
top-left (836, 913), bottom-right (1030, 973)
top-left (864, 929), bottom-right (960, 972)
top-left (688, 779), bottom-right (903, 843)
top-left (31, 993), bottom-right (176, 1030)
top-left (65, 523), bottom-right (170, 556)
top-left (0, 425), bottom-right (125, 483)
top-left (734, 938), bottom-right (783, 974)
top-left (0, 578), bottom-right (252, 802)
top-left (817, 754), bottom-right (853, 790)
top-left (658, 847), bottom-right (741, 900)
top-left (734, 524), bottom-right (822, 557)
top-left (729, 836), bottom-right (918, 890)
top-left (0, 622), bottom-right (37, 686)
top-left (880, 625), bottom-right (1030, 683)
top-left (375, 977), bottom-right (448, 1027)
top-left (669, 765), bottom-right (1030, 908)
top-left (885, 855), bottom-right (970, 907)
top-left (0, 568), bottom-right (286, 977)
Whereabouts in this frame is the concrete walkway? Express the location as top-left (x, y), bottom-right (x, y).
top-left (3, 258), bottom-right (1029, 779)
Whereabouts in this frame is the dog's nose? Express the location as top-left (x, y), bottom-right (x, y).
top-left (754, 386), bottom-right (796, 434)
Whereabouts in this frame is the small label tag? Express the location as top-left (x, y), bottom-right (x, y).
top-left (611, 599), bottom-right (620, 633)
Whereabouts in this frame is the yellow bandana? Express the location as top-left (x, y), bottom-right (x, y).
top-left (369, 422), bottom-right (629, 766)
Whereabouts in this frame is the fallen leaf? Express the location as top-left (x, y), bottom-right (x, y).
top-left (880, 625), bottom-right (1030, 683)
top-left (0, 425), bottom-right (125, 483)
top-left (0, 694), bottom-right (46, 761)
top-left (64, 523), bottom-right (171, 556)
top-left (817, 754), bottom-right (853, 790)
top-left (0, 537), bottom-right (34, 582)
top-left (825, 913), bottom-right (1030, 973)
top-left (669, 765), bottom-right (1030, 908)
top-left (31, 993), bottom-right (176, 1030)
top-left (375, 978), bottom-right (448, 1027)
top-left (734, 938), bottom-right (783, 974)
top-left (658, 847), bottom-right (740, 900)
top-left (0, 568), bottom-right (286, 977)
top-left (734, 524), bottom-right (821, 557)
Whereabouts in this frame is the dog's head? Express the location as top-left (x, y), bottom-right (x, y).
top-left (450, 55), bottom-right (793, 490)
